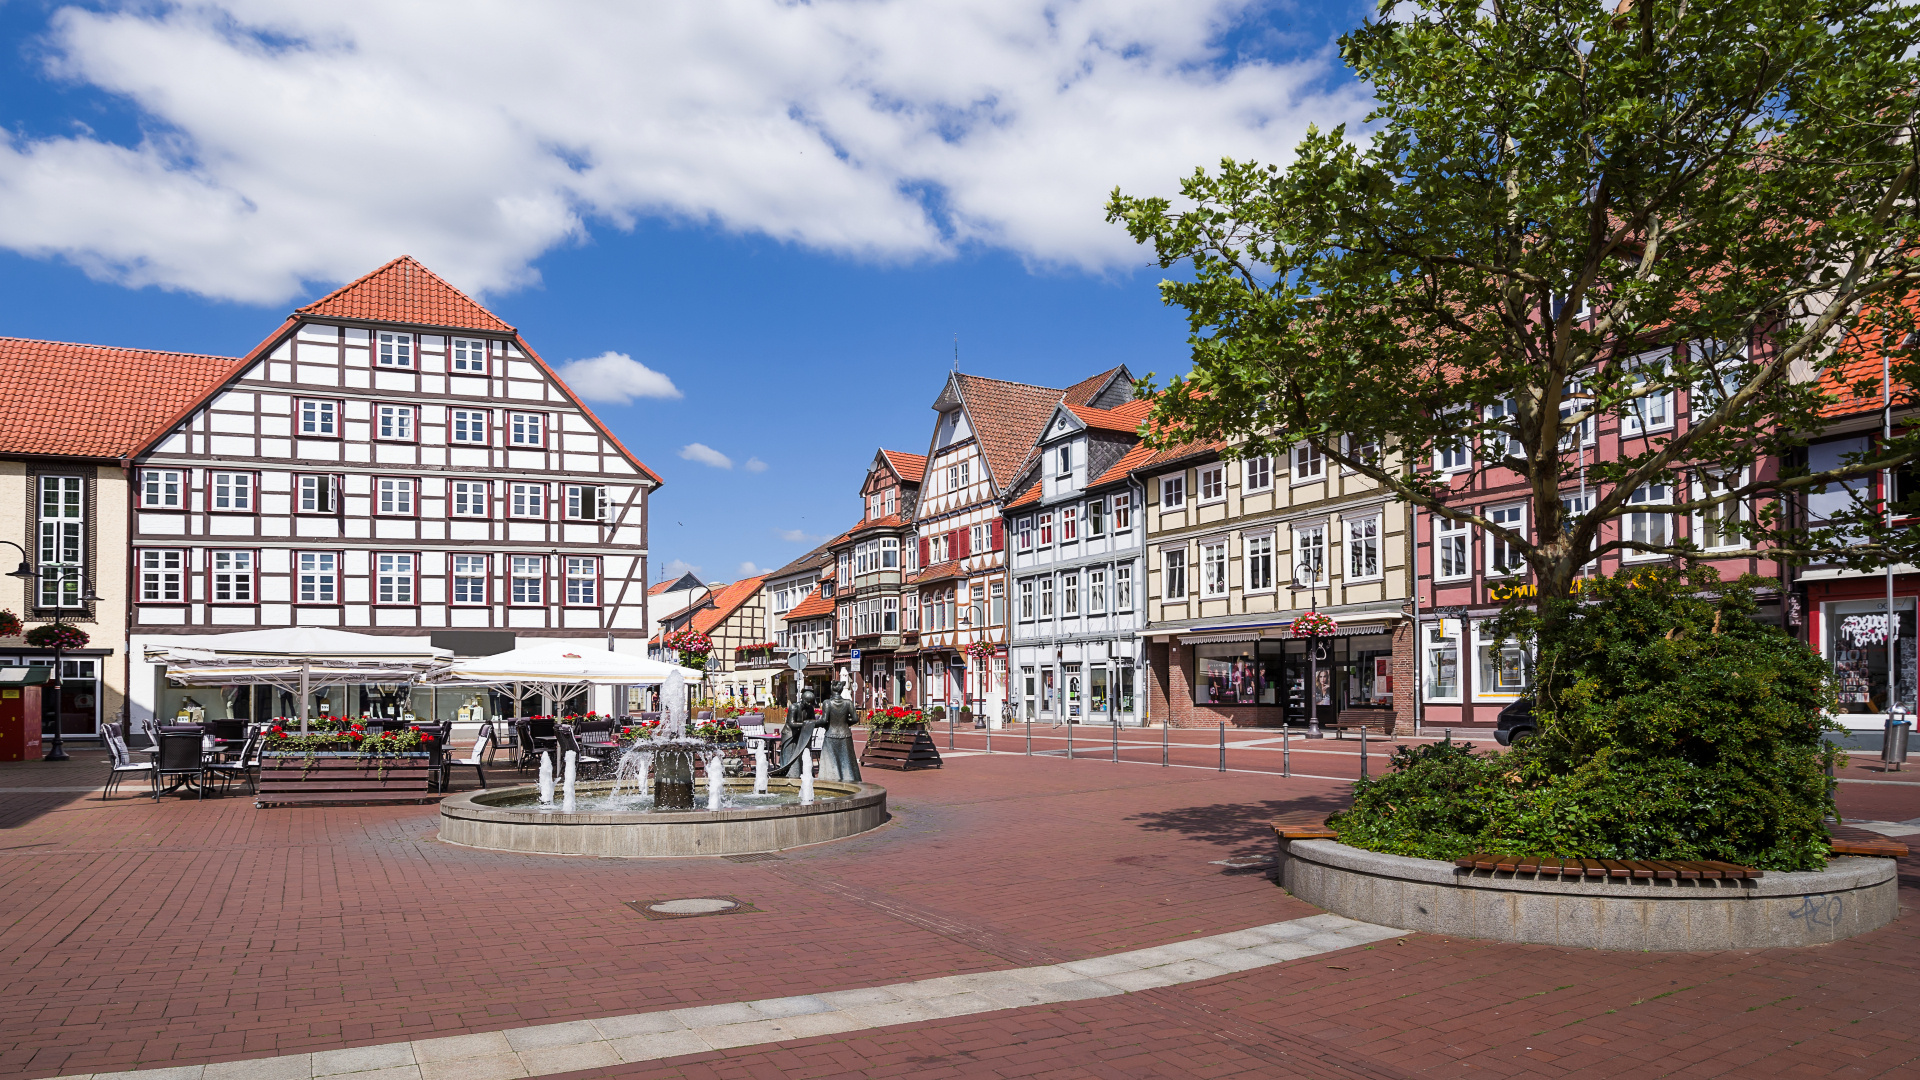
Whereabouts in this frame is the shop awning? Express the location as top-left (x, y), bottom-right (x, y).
top-left (430, 643), bottom-right (701, 703)
top-left (144, 629), bottom-right (453, 691)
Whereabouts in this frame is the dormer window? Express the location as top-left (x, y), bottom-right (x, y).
top-left (1056, 444), bottom-right (1073, 478)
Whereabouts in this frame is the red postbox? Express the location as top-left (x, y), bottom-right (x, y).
top-left (0, 668), bottom-right (51, 761)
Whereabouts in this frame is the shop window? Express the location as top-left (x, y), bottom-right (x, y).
top-left (1473, 621), bottom-right (1531, 700)
top-left (1826, 598), bottom-right (1917, 715)
top-left (1193, 643), bottom-right (1267, 706)
top-left (1424, 623), bottom-right (1460, 702)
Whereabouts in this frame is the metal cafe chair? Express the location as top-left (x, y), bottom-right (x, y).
top-left (100, 726), bottom-right (154, 800)
top-left (202, 731), bottom-right (265, 797)
top-left (555, 726), bottom-right (604, 770)
top-left (443, 725), bottom-right (492, 791)
top-left (152, 733), bottom-right (206, 800)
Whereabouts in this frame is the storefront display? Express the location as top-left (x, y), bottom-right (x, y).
top-left (1825, 598), bottom-right (1917, 714)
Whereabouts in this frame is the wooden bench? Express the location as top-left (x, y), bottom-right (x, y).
top-left (255, 754), bottom-right (440, 808)
top-left (1328, 709), bottom-right (1396, 739)
top-left (1830, 838), bottom-right (1910, 858)
top-left (1273, 824), bottom-right (1339, 841)
top-left (1453, 853), bottom-right (1762, 879)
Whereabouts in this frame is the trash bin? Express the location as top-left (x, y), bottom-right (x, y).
top-left (1883, 716), bottom-right (1912, 770)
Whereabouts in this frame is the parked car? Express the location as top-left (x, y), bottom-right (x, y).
top-left (1492, 697), bottom-right (1535, 746)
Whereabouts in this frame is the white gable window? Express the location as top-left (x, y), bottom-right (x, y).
top-left (298, 474), bottom-right (337, 514)
top-left (209, 471), bottom-right (253, 512)
top-left (510, 412), bottom-right (545, 447)
top-left (566, 557), bottom-right (599, 606)
top-left (376, 404), bottom-right (415, 441)
top-left (451, 555), bottom-right (489, 605)
top-left (141, 469), bottom-right (183, 509)
top-left (299, 399), bottom-right (338, 437)
top-left (1056, 444), bottom-right (1073, 478)
top-left (210, 551), bottom-right (254, 603)
top-left (450, 338), bottom-right (489, 373)
top-left (377, 332), bottom-right (413, 368)
top-left (1244, 456), bottom-right (1273, 492)
top-left (450, 409), bottom-right (489, 444)
top-left (565, 485), bottom-right (606, 521)
top-left (139, 549), bottom-right (184, 602)
top-left (377, 477), bottom-right (415, 516)
top-left (1198, 464), bottom-right (1225, 503)
top-left (510, 556), bottom-right (544, 605)
top-left (1160, 475), bottom-right (1186, 510)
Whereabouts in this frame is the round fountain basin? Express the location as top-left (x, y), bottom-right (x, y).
top-left (437, 778), bottom-right (887, 857)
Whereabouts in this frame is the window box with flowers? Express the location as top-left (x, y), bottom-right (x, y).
top-left (733, 642), bottom-right (779, 667)
top-left (858, 706), bottom-right (944, 771)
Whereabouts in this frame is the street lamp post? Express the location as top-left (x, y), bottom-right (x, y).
top-left (1, 544), bottom-right (98, 762)
top-left (1293, 561), bottom-right (1330, 740)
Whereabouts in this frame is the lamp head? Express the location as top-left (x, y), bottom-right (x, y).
top-left (6, 562), bottom-right (33, 580)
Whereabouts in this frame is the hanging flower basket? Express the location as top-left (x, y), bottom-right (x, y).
top-left (0, 610), bottom-right (20, 638)
top-left (24, 624), bottom-right (88, 651)
top-left (964, 640), bottom-right (998, 660)
top-left (1291, 611), bottom-right (1338, 638)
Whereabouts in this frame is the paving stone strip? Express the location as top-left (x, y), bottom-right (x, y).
top-left (45, 913), bottom-right (1405, 1080)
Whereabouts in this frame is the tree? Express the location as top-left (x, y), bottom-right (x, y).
top-left (1108, 0), bottom-right (1920, 633)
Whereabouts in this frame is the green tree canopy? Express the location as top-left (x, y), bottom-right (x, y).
top-left (1109, 0), bottom-right (1920, 611)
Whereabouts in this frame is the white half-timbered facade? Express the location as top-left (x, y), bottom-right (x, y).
top-left (125, 257), bottom-right (660, 723)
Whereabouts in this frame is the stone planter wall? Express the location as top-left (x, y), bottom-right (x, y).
top-left (1278, 839), bottom-right (1897, 951)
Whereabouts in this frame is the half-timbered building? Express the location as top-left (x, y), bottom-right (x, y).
top-left (124, 257), bottom-right (661, 724)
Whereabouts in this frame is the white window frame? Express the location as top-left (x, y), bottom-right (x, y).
top-left (1160, 475), bottom-right (1186, 510)
top-left (1291, 443), bottom-right (1324, 483)
top-left (1485, 504), bottom-right (1526, 577)
top-left (1621, 348), bottom-right (1675, 436)
top-left (1199, 540), bottom-right (1229, 597)
top-left (1086, 499), bottom-right (1105, 538)
top-left (1341, 435), bottom-right (1379, 471)
top-left (375, 553), bottom-right (416, 605)
top-left (298, 399), bottom-right (338, 437)
top-left (509, 412), bottom-right (545, 448)
top-left (1198, 464), bottom-right (1225, 503)
top-left (376, 404), bottom-right (416, 442)
top-left (1088, 569), bottom-right (1106, 614)
top-left (1243, 456), bottom-right (1273, 492)
top-left (450, 554), bottom-right (489, 605)
top-left (450, 337), bottom-right (489, 374)
top-left (1693, 468), bottom-right (1748, 551)
top-left (1113, 493), bottom-right (1133, 531)
top-left (139, 549), bottom-right (184, 603)
top-left (1473, 619), bottom-right (1533, 701)
top-left (564, 484), bottom-right (606, 522)
top-left (1624, 482), bottom-right (1672, 559)
top-left (208, 471), bottom-right (253, 512)
top-left (1063, 572), bottom-right (1079, 616)
top-left (297, 474), bottom-right (337, 515)
top-left (37, 475), bottom-right (84, 609)
top-left (1435, 515), bottom-right (1471, 582)
top-left (1019, 579), bottom-right (1035, 621)
top-left (1017, 517), bottom-right (1033, 551)
top-left (1292, 524), bottom-right (1326, 587)
top-left (376, 331), bottom-right (414, 368)
top-left (1423, 622), bottom-right (1462, 703)
top-left (1244, 533), bottom-right (1274, 592)
top-left (377, 477), bottom-right (415, 516)
top-left (565, 556), bottom-right (599, 606)
top-left (1347, 515), bottom-right (1381, 582)
top-left (210, 550), bottom-right (254, 604)
top-left (1115, 564), bottom-right (1134, 610)
top-left (510, 483), bottom-right (546, 520)
top-left (1434, 409), bottom-right (1472, 473)
top-left (450, 480), bottom-right (489, 518)
top-left (1039, 576), bottom-right (1055, 618)
top-left (1162, 547), bottom-right (1188, 600)
top-left (297, 551), bottom-right (338, 604)
top-left (140, 469), bottom-right (183, 509)
top-left (449, 408), bottom-right (489, 445)
top-left (510, 555), bottom-right (545, 606)
top-left (1484, 398), bottom-right (1522, 462)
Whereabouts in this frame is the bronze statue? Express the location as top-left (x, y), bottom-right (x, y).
top-left (816, 681), bottom-right (861, 783)
top-left (775, 688), bottom-right (819, 779)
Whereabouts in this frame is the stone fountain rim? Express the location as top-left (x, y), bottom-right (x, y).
top-left (441, 778), bottom-right (884, 827)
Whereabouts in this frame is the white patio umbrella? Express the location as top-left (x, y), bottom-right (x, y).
top-left (431, 643), bottom-right (701, 713)
top-left (144, 628), bottom-right (455, 732)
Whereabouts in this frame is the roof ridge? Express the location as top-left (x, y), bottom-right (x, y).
top-left (0, 335), bottom-right (241, 363)
top-left (294, 255), bottom-right (515, 334)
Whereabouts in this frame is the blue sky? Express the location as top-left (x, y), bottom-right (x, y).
top-left (0, 0), bottom-right (1374, 585)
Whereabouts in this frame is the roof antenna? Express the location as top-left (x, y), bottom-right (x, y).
top-left (952, 333), bottom-right (959, 373)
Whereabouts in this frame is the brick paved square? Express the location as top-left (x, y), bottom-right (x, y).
top-left (0, 746), bottom-right (1915, 1079)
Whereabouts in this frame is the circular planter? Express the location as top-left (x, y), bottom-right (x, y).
top-left (1277, 839), bottom-right (1897, 951)
top-left (438, 778), bottom-right (887, 857)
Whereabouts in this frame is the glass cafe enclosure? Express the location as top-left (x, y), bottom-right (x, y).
top-left (1190, 633), bottom-right (1397, 724)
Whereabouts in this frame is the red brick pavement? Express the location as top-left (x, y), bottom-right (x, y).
top-left (0, 749), bottom-right (1914, 1079)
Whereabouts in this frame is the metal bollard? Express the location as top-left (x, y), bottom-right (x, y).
top-left (1283, 725), bottom-right (1290, 778)
top-left (1360, 724), bottom-right (1368, 780)
top-left (1218, 721), bottom-right (1226, 772)
top-left (948, 713), bottom-right (955, 751)
top-left (985, 718), bottom-right (992, 754)
top-left (1111, 719), bottom-right (1119, 763)
top-left (1067, 721), bottom-right (1074, 760)
top-left (1026, 715), bottom-right (1032, 755)
top-left (1162, 721), bottom-right (1168, 766)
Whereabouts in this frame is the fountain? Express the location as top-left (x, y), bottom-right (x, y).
top-left (439, 670), bottom-right (886, 857)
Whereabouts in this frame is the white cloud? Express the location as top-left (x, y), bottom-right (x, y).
top-left (0, 1), bottom-right (1371, 302)
top-left (744, 457), bottom-right (768, 473)
top-left (556, 352), bottom-right (682, 405)
top-left (739, 561), bottom-right (763, 575)
top-left (678, 442), bottom-right (733, 469)
top-left (777, 528), bottom-right (825, 543)
top-left (662, 558), bottom-right (701, 578)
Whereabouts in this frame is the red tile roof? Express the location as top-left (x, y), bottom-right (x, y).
top-left (685, 575), bottom-right (768, 636)
top-left (0, 337), bottom-right (241, 459)
top-left (1067, 400), bottom-right (1151, 434)
top-left (850, 512), bottom-right (913, 535)
top-left (1005, 483), bottom-right (1042, 508)
top-left (952, 373), bottom-right (1068, 487)
top-left (1090, 442), bottom-right (1159, 487)
top-left (908, 561), bottom-right (966, 585)
top-left (1062, 366), bottom-right (1128, 407)
top-left (784, 585), bottom-right (835, 619)
top-left (1824, 312), bottom-right (1916, 419)
top-left (296, 256), bottom-right (515, 334)
top-left (881, 449), bottom-right (927, 484)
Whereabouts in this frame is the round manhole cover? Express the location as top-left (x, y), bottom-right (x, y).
top-left (647, 898), bottom-right (739, 915)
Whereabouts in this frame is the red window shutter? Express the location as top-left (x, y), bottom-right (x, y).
top-left (919, 538), bottom-right (930, 566)
top-left (955, 527), bottom-right (968, 560)
top-left (991, 519), bottom-right (1005, 551)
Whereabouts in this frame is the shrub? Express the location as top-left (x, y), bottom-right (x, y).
top-left (1332, 568), bottom-right (1841, 871)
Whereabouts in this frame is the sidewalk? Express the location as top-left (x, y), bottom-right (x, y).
top-left (0, 747), bottom-right (1913, 1078)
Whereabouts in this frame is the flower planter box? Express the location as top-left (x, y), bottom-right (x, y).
top-left (257, 750), bottom-right (439, 808)
top-left (859, 724), bottom-right (942, 771)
